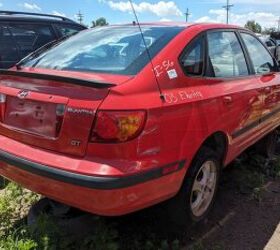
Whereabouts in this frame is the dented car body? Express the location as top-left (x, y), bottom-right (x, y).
top-left (0, 23), bottom-right (279, 220)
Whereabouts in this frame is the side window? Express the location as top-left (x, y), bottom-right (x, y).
top-left (8, 24), bottom-right (56, 58)
top-left (207, 31), bottom-right (249, 78)
top-left (180, 36), bottom-right (204, 76)
top-left (241, 33), bottom-right (276, 74)
top-left (0, 25), bottom-right (20, 69)
top-left (55, 24), bottom-right (83, 37)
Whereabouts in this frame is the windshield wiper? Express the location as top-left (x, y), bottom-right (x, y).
top-left (16, 35), bottom-right (71, 70)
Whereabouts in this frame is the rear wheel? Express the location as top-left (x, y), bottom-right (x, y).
top-left (168, 147), bottom-right (221, 223)
top-left (190, 159), bottom-right (218, 219)
top-left (0, 176), bottom-right (8, 190)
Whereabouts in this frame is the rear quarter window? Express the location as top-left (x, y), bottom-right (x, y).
top-left (180, 36), bottom-right (205, 76)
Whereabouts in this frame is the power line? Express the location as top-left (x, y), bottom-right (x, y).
top-left (222, 0), bottom-right (234, 24)
top-left (76, 10), bottom-right (84, 25)
top-left (185, 8), bottom-right (191, 23)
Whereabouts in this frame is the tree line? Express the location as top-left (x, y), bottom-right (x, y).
top-left (244, 20), bottom-right (278, 34)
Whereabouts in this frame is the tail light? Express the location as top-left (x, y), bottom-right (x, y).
top-left (0, 93), bottom-right (6, 122)
top-left (55, 104), bottom-right (65, 136)
top-left (91, 111), bottom-right (146, 143)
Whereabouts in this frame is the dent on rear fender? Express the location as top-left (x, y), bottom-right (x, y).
top-left (136, 114), bottom-right (161, 159)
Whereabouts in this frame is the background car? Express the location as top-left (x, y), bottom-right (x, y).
top-left (259, 36), bottom-right (277, 57)
top-left (0, 11), bottom-right (86, 69)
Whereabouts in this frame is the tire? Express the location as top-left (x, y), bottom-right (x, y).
top-left (0, 176), bottom-right (8, 190)
top-left (168, 147), bottom-right (221, 224)
top-left (255, 130), bottom-right (278, 159)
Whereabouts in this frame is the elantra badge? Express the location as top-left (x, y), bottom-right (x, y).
top-left (17, 90), bottom-right (30, 99)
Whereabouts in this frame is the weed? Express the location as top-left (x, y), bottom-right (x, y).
top-left (188, 241), bottom-right (205, 250)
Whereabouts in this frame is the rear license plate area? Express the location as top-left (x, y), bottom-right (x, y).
top-left (3, 96), bottom-right (58, 138)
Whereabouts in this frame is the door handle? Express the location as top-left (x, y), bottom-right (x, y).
top-left (223, 96), bottom-right (233, 104)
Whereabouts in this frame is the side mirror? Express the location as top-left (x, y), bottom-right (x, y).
top-left (257, 66), bottom-right (271, 75)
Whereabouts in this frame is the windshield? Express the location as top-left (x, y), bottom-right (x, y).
top-left (22, 26), bottom-right (184, 75)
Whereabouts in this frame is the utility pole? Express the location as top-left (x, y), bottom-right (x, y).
top-left (185, 8), bottom-right (191, 23)
top-left (76, 10), bottom-right (84, 25)
top-left (277, 17), bottom-right (280, 32)
top-left (223, 0), bottom-right (234, 24)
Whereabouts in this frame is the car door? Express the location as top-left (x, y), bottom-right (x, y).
top-left (0, 24), bottom-right (20, 69)
top-left (240, 32), bottom-right (280, 133)
top-left (204, 30), bottom-right (264, 159)
top-left (173, 30), bottom-right (264, 163)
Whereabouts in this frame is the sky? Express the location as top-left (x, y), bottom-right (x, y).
top-left (0, 0), bottom-right (279, 29)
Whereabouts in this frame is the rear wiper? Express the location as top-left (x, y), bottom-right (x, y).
top-left (16, 35), bottom-right (70, 70)
top-left (0, 69), bottom-right (116, 89)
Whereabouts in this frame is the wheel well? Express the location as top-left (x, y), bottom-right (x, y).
top-left (180, 132), bottom-right (228, 190)
top-left (201, 132), bottom-right (228, 163)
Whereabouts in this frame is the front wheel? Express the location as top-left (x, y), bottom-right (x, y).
top-left (168, 147), bottom-right (221, 223)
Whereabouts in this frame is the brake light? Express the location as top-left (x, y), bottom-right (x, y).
top-left (0, 94), bottom-right (6, 122)
top-left (91, 111), bottom-right (146, 143)
top-left (55, 104), bottom-right (65, 136)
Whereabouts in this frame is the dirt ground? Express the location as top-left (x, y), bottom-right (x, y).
top-left (200, 179), bottom-right (280, 250)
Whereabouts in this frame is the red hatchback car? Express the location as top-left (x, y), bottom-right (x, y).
top-left (0, 23), bottom-right (279, 222)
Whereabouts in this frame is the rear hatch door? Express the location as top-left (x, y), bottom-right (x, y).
top-left (0, 69), bottom-right (129, 157)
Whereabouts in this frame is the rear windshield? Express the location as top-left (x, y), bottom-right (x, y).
top-left (22, 26), bottom-right (184, 75)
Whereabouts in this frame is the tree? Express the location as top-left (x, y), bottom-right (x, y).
top-left (245, 20), bottom-right (262, 33)
top-left (92, 17), bottom-right (108, 28)
top-left (263, 27), bottom-right (277, 35)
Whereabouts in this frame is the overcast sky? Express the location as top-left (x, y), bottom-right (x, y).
top-left (1, 0), bottom-right (279, 28)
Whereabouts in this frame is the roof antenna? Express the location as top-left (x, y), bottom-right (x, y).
top-left (128, 0), bottom-right (165, 102)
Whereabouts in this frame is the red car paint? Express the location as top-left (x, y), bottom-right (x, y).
top-left (0, 23), bottom-right (279, 216)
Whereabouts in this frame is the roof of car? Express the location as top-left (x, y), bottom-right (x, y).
top-left (111, 22), bottom-right (246, 30)
top-left (0, 11), bottom-right (85, 27)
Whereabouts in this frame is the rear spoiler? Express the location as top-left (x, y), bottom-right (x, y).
top-left (0, 69), bottom-right (116, 89)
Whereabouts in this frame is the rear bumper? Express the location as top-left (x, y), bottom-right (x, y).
top-left (0, 149), bottom-right (185, 190)
top-left (0, 149), bottom-right (186, 216)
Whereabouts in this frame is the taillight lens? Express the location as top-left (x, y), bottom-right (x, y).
top-left (91, 111), bottom-right (146, 143)
top-left (0, 94), bottom-right (6, 122)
